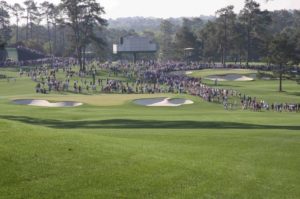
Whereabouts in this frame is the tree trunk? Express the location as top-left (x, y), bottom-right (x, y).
top-left (246, 27), bottom-right (250, 67)
top-left (62, 27), bottom-right (65, 53)
top-left (16, 19), bottom-right (19, 42)
top-left (30, 14), bottom-right (32, 40)
top-left (47, 15), bottom-right (53, 67)
top-left (221, 44), bottom-right (224, 64)
top-left (47, 15), bottom-right (52, 55)
top-left (279, 64), bottom-right (283, 92)
top-left (224, 16), bottom-right (227, 65)
top-left (82, 47), bottom-right (86, 71)
top-left (239, 46), bottom-right (242, 65)
top-left (53, 23), bottom-right (57, 55)
top-left (26, 12), bottom-right (29, 40)
top-left (77, 46), bottom-right (82, 71)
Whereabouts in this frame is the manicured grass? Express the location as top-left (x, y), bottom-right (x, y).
top-left (11, 94), bottom-right (175, 106)
top-left (0, 68), bottom-right (299, 199)
top-left (189, 69), bottom-right (257, 77)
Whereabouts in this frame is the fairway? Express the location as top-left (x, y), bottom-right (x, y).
top-left (0, 67), bottom-right (299, 199)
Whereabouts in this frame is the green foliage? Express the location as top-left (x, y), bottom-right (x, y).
top-left (239, 0), bottom-right (272, 65)
top-left (256, 70), bottom-right (273, 79)
top-left (175, 26), bottom-right (201, 61)
top-left (158, 20), bottom-right (176, 61)
top-left (24, 39), bottom-right (45, 53)
top-left (269, 29), bottom-right (300, 91)
top-left (61, 0), bottom-right (107, 71)
top-left (10, 3), bottom-right (25, 42)
top-left (1, 0), bottom-right (299, 65)
top-left (0, 1), bottom-right (12, 48)
top-left (42, 41), bottom-right (51, 54)
top-left (269, 32), bottom-right (298, 66)
top-left (198, 21), bottom-right (219, 62)
top-left (215, 5), bottom-right (236, 64)
top-left (23, 0), bottom-right (40, 41)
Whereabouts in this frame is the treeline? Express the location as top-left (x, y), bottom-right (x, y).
top-left (0, 0), bottom-right (107, 71)
top-left (158, 2), bottom-right (300, 66)
top-left (0, 0), bottom-right (300, 72)
top-left (107, 16), bottom-right (214, 32)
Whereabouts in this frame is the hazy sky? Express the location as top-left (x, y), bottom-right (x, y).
top-left (8, 0), bottom-right (300, 19)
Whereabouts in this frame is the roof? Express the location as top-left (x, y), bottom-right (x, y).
top-left (113, 36), bottom-right (157, 53)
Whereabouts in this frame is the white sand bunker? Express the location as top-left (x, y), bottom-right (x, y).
top-left (186, 71), bottom-right (193, 75)
top-left (134, 97), bottom-right (194, 107)
top-left (205, 74), bottom-right (254, 81)
top-left (13, 99), bottom-right (83, 107)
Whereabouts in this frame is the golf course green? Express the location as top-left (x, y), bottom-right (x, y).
top-left (0, 67), bottom-right (299, 199)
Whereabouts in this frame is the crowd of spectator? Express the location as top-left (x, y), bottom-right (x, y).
top-left (4, 58), bottom-right (299, 112)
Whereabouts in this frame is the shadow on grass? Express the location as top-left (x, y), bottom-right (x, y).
top-left (287, 92), bottom-right (300, 97)
top-left (204, 83), bottom-right (243, 88)
top-left (0, 115), bottom-right (300, 130)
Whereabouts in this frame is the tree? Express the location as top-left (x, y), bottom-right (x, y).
top-left (24, 0), bottom-right (33, 40)
top-left (175, 26), bottom-right (201, 61)
top-left (49, 5), bottom-right (60, 55)
top-left (199, 21), bottom-right (219, 63)
top-left (269, 31), bottom-right (300, 92)
top-left (182, 17), bottom-right (204, 34)
top-left (0, 1), bottom-right (11, 61)
top-left (60, 0), bottom-right (107, 71)
top-left (55, 6), bottom-right (69, 56)
top-left (23, 0), bottom-right (39, 40)
top-left (215, 5), bottom-right (236, 64)
top-left (10, 3), bottom-right (25, 42)
top-left (159, 20), bottom-right (175, 61)
top-left (294, 10), bottom-right (300, 28)
top-left (231, 21), bottom-right (247, 64)
top-left (269, 10), bottom-right (294, 34)
top-left (40, 1), bottom-right (55, 56)
top-left (239, 0), bottom-right (271, 66)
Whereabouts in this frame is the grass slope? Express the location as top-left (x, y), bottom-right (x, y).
top-left (0, 68), bottom-right (299, 199)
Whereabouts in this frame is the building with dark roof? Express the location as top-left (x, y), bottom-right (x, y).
top-left (113, 35), bottom-right (157, 62)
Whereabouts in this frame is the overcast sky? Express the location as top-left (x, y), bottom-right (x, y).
top-left (8, 0), bottom-right (300, 19)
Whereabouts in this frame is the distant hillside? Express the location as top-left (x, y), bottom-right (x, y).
top-left (107, 16), bottom-right (215, 32)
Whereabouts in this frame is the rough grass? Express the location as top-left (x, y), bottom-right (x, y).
top-left (0, 68), bottom-right (299, 199)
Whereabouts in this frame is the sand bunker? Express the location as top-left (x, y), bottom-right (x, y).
top-left (186, 71), bottom-right (193, 75)
top-left (205, 74), bottom-right (254, 81)
top-left (134, 98), bottom-right (194, 107)
top-left (13, 99), bottom-right (83, 107)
